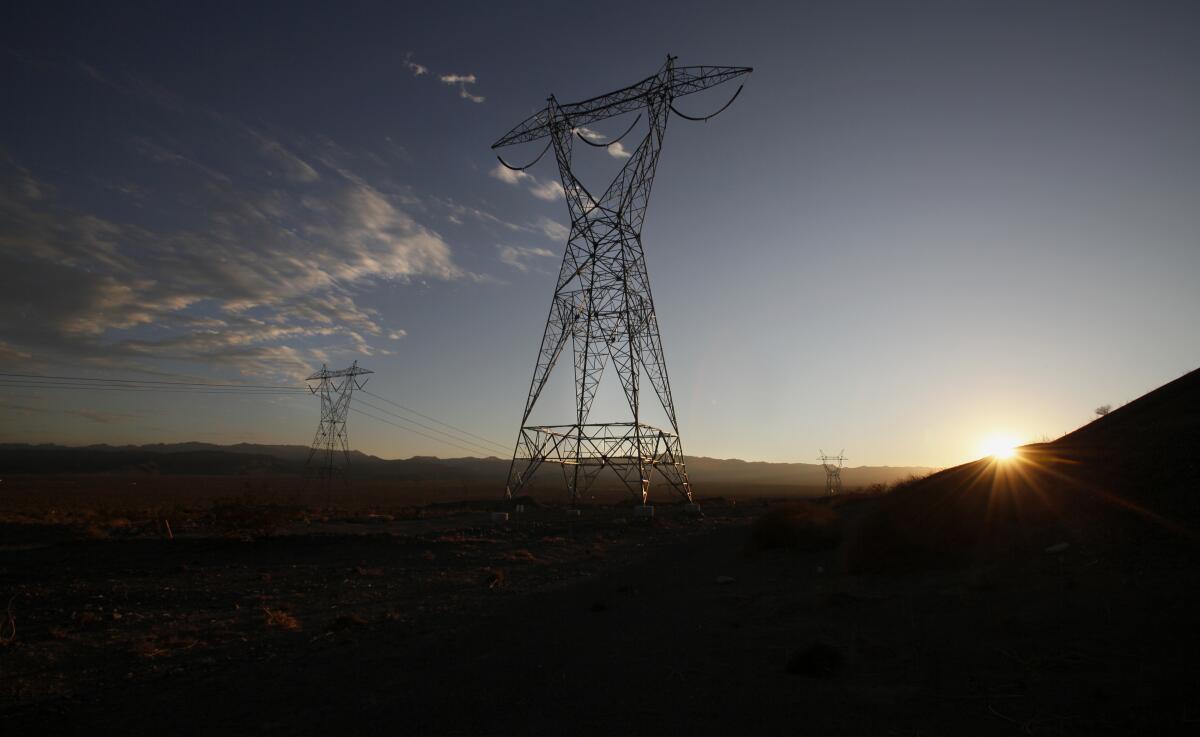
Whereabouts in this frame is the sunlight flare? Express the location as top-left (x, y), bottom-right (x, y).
top-left (980, 434), bottom-right (1020, 461)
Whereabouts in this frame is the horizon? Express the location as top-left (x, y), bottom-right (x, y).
top-left (2, 2), bottom-right (1199, 470)
top-left (1, 437), bottom-right (943, 470)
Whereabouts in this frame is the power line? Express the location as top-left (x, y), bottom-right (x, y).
top-left (355, 397), bottom-right (505, 457)
top-left (0, 380), bottom-right (306, 396)
top-left (361, 389), bottom-right (508, 451)
top-left (0, 370), bottom-right (506, 457)
top-left (350, 406), bottom-right (490, 457)
top-left (0, 371), bottom-right (301, 390)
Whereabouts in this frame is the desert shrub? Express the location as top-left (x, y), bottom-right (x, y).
top-left (262, 607), bottom-right (301, 631)
top-left (749, 502), bottom-right (842, 552)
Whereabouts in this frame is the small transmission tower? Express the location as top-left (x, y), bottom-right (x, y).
top-left (494, 56), bottom-right (752, 506)
top-left (818, 450), bottom-right (846, 496)
top-left (305, 361), bottom-right (372, 492)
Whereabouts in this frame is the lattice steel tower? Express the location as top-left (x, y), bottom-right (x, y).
top-left (305, 361), bottom-right (372, 491)
top-left (819, 450), bottom-right (846, 496)
top-left (494, 56), bottom-right (752, 505)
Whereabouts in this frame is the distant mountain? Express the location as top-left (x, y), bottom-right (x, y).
top-left (0, 442), bottom-right (933, 489)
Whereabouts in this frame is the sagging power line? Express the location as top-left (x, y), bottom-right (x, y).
top-left (0, 370), bottom-right (508, 458)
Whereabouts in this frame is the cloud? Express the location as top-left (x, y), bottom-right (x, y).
top-left (529, 180), bottom-right (565, 201)
top-left (489, 162), bottom-right (529, 185)
top-left (396, 57), bottom-right (486, 103)
top-left (404, 52), bottom-right (428, 77)
top-left (0, 96), bottom-right (467, 381)
top-left (573, 126), bottom-right (634, 159)
top-left (498, 245), bottom-right (557, 272)
top-left (250, 131), bottom-right (320, 182)
top-left (459, 88), bottom-right (485, 104)
top-left (439, 73), bottom-right (485, 104)
top-left (534, 217), bottom-right (569, 241)
top-left (490, 162), bottom-right (565, 202)
top-left (607, 141), bottom-right (632, 159)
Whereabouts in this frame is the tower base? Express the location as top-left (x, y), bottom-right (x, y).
top-left (506, 422), bottom-right (693, 505)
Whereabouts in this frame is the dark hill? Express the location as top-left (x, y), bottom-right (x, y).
top-left (848, 366), bottom-right (1200, 571)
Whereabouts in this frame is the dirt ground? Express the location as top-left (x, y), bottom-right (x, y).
top-left (3, 491), bottom-right (1199, 736)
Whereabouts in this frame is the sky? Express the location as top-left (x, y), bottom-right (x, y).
top-left (1, 0), bottom-right (1198, 468)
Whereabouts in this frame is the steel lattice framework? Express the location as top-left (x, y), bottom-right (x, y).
top-left (819, 450), bottom-right (846, 496)
top-left (494, 56), bottom-right (752, 505)
top-left (305, 361), bottom-right (372, 491)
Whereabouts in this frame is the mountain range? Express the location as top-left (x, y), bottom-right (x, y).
top-left (0, 442), bottom-right (934, 489)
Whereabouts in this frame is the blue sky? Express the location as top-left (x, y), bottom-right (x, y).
top-left (1, 1), bottom-right (1198, 467)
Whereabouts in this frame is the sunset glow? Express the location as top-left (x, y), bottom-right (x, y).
top-left (980, 435), bottom-right (1020, 461)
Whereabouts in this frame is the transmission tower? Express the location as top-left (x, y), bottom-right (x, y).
top-left (494, 56), bottom-right (752, 506)
top-left (818, 450), bottom-right (846, 496)
top-left (305, 361), bottom-right (372, 492)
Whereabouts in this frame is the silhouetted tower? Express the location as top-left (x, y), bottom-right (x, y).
top-left (819, 450), bottom-right (846, 496)
top-left (494, 56), bottom-right (752, 506)
top-left (305, 361), bottom-right (372, 492)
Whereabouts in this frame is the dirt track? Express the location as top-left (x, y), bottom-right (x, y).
top-left (4, 499), bottom-right (1199, 736)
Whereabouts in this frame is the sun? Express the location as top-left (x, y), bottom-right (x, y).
top-left (980, 435), bottom-right (1020, 461)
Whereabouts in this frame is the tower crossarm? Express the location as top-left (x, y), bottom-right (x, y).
top-left (306, 365), bottom-right (374, 381)
top-left (491, 64), bottom-right (753, 149)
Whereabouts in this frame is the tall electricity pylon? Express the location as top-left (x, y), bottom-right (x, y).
top-left (819, 450), bottom-right (846, 496)
top-left (305, 361), bottom-right (372, 492)
top-left (494, 56), bottom-right (752, 506)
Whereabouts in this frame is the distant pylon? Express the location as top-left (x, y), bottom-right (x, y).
top-left (818, 449), bottom-right (846, 496)
top-left (305, 361), bottom-right (372, 493)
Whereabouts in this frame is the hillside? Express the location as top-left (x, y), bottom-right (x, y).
top-left (848, 366), bottom-right (1200, 570)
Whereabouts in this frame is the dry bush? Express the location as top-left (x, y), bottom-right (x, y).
top-left (132, 634), bottom-right (202, 659)
top-left (505, 549), bottom-right (539, 563)
top-left (749, 502), bottom-right (842, 552)
top-left (262, 607), bottom-right (302, 631)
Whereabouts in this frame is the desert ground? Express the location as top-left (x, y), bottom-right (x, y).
top-left (2, 369), bottom-right (1199, 735)
top-left (1, 493), bottom-right (1197, 735)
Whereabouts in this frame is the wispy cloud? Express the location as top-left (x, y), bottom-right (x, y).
top-left (497, 245), bottom-right (556, 272)
top-left (607, 141), bottom-right (632, 159)
top-left (573, 126), bottom-right (634, 159)
top-left (533, 216), bottom-right (568, 241)
top-left (403, 52), bottom-right (428, 77)
top-left (490, 162), bottom-right (564, 202)
top-left (399, 54), bottom-right (485, 103)
top-left (0, 70), bottom-right (469, 381)
top-left (489, 163), bottom-right (529, 186)
top-left (439, 73), bottom-right (484, 104)
top-left (529, 179), bottom-right (565, 201)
